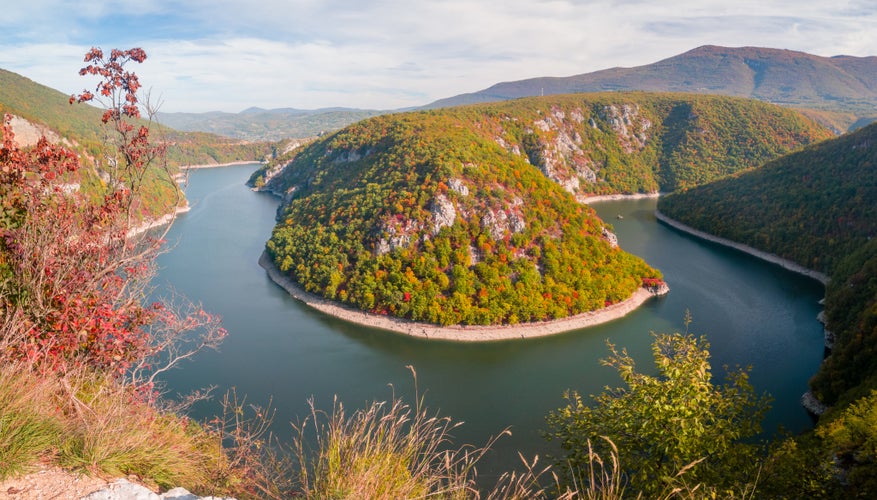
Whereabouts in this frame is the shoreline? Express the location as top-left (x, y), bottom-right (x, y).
top-left (259, 251), bottom-right (663, 342)
top-left (127, 204), bottom-right (191, 237)
top-left (179, 160), bottom-right (262, 170)
top-left (654, 210), bottom-right (829, 285)
top-left (580, 191), bottom-right (661, 204)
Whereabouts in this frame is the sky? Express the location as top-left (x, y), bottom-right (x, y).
top-left (2, 1), bottom-right (876, 113)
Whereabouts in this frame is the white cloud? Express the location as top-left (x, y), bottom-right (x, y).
top-left (1, 1), bottom-right (875, 112)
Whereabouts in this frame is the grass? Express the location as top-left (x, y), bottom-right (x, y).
top-left (2, 362), bottom-right (746, 499)
top-left (0, 364), bottom-right (241, 496)
top-left (0, 364), bottom-right (63, 481)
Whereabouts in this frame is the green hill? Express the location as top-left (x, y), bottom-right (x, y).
top-left (658, 123), bottom-right (877, 403)
top-left (157, 107), bottom-right (386, 142)
top-left (659, 122), bottom-right (877, 275)
top-left (256, 93), bottom-right (830, 327)
top-left (658, 123), bottom-right (877, 494)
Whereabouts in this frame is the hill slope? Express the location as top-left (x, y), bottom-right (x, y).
top-left (1, 67), bottom-right (277, 217)
top-left (659, 122), bottom-right (877, 403)
top-left (658, 122), bottom-right (877, 275)
top-left (0, 68), bottom-right (274, 170)
top-left (256, 93), bottom-right (830, 327)
top-left (427, 46), bottom-right (877, 131)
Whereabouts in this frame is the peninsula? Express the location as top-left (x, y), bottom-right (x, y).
top-left (260, 251), bottom-right (668, 341)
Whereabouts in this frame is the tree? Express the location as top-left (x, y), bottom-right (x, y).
top-left (0, 47), bottom-right (224, 395)
top-left (545, 331), bottom-right (771, 496)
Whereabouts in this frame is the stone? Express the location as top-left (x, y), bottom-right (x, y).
top-left (429, 194), bottom-right (456, 235)
top-left (801, 391), bottom-right (828, 416)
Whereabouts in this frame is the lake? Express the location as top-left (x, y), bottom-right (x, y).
top-left (156, 164), bottom-right (825, 481)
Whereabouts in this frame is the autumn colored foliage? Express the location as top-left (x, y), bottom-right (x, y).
top-left (1, 48), bottom-right (224, 380)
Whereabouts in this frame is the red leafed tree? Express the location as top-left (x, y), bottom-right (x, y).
top-left (0, 47), bottom-right (224, 392)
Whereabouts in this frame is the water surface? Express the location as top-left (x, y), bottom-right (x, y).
top-left (157, 165), bottom-right (824, 479)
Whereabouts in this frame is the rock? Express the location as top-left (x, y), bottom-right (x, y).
top-left (481, 208), bottom-right (509, 240)
top-left (601, 227), bottom-right (619, 248)
top-left (801, 391), bottom-right (828, 416)
top-left (447, 178), bottom-right (469, 196)
top-left (429, 194), bottom-right (456, 235)
top-left (824, 329), bottom-right (836, 350)
top-left (81, 479), bottom-right (237, 500)
top-left (509, 211), bottom-right (526, 234)
top-left (81, 479), bottom-right (160, 500)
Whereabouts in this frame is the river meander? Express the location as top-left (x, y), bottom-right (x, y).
top-left (156, 164), bottom-right (824, 480)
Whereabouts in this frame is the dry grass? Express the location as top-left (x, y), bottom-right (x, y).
top-left (0, 364), bottom-right (241, 496)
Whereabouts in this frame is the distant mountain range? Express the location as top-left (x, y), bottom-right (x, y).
top-left (426, 45), bottom-right (877, 132)
top-left (156, 107), bottom-right (386, 141)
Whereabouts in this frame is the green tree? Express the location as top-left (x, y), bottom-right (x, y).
top-left (545, 332), bottom-right (771, 496)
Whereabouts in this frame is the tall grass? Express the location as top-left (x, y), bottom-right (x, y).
top-left (0, 364), bottom-right (63, 481)
top-left (2, 361), bottom-right (753, 499)
top-left (0, 364), bottom-right (242, 495)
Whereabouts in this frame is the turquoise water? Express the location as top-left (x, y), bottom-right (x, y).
top-left (156, 164), bottom-right (825, 480)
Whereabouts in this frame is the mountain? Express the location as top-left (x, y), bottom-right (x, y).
top-left (156, 107), bottom-right (386, 142)
top-left (658, 121), bottom-right (877, 275)
top-left (658, 122), bottom-right (877, 402)
top-left (426, 46), bottom-right (877, 131)
top-left (657, 122), bottom-right (877, 493)
top-left (254, 92), bottom-right (829, 327)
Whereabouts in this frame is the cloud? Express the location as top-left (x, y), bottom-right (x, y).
top-left (1, 1), bottom-right (876, 112)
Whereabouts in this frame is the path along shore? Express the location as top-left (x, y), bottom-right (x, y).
top-left (259, 251), bottom-right (663, 342)
top-left (654, 211), bottom-right (829, 285)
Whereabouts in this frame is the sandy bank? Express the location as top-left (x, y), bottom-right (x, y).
top-left (126, 204), bottom-right (191, 238)
top-left (180, 160), bottom-right (262, 170)
top-left (259, 251), bottom-right (662, 342)
top-left (580, 192), bottom-right (661, 204)
top-left (654, 210), bottom-right (829, 285)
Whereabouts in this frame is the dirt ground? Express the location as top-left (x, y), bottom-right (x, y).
top-left (1, 466), bottom-right (109, 499)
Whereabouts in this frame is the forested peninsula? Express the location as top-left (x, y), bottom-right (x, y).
top-left (252, 92), bottom-right (830, 330)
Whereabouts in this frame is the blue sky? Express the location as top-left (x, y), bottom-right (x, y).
top-left (2, 1), bottom-right (875, 113)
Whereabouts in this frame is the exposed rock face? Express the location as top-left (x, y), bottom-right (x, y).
top-left (481, 208), bottom-right (509, 240)
top-left (602, 226), bottom-right (619, 248)
top-left (824, 328), bottom-right (836, 350)
top-left (430, 194), bottom-right (457, 235)
top-left (801, 391), bottom-right (828, 416)
top-left (599, 104), bottom-right (651, 153)
top-left (448, 178), bottom-right (469, 196)
top-left (8, 114), bottom-right (60, 147)
top-left (331, 147), bottom-right (371, 164)
top-left (375, 218), bottom-right (424, 255)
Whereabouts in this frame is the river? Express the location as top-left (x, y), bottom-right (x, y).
top-left (156, 164), bottom-right (825, 481)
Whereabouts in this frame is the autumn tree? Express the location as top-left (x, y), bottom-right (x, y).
top-left (0, 47), bottom-right (223, 393)
top-left (545, 332), bottom-right (772, 496)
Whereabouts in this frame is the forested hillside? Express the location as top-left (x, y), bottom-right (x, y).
top-left (659, 122), bottom-right (877, 274)
top-left (0, 67), bottom-right (276, 217)
top-left (658, 123), bottom-right (877, 495)
top-left (256, 92), bottom-right (830, 327)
